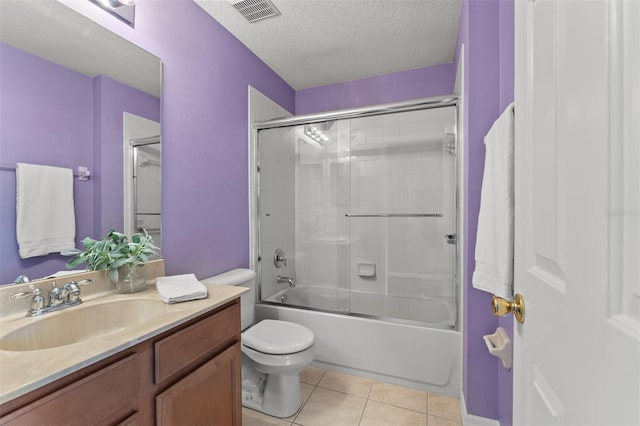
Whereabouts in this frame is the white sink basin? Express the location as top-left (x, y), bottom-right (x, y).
top-left (0, 298), bottom-right (172, 351)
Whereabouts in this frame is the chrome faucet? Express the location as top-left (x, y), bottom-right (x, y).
top-left (8, 279), bottom-right (94, 317)
top-left (48, 282), bottom-right (65, 307)
top-left (277, 275), bottom-right (295, 288)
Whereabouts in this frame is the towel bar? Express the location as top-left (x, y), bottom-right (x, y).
top-left (0, 164), bottom-right (91, 181)
top-left (345, 213), bottom-right (443, 218)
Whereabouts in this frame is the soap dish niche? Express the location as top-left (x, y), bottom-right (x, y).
top-left (357, 262), bottom-right (375, 277)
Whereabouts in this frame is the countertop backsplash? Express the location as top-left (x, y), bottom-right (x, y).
top-left (0, 259), bottom-right (166, 318)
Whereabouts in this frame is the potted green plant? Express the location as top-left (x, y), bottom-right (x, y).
top-left (66, 228), bottom-right (159, 293)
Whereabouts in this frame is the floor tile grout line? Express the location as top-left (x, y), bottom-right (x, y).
top-left (427, 412), bottom-right (463, 424)
top-left (358, 398), bottom-right (370, 426)
top-left (297, 364), bottom-right (325, 423)
top-left (314, 383), bottom-right (371, 400)
top-left (313, 381), bottom-right (431, 416)
top-left (291, 381), bottom-right (319, 425)
top-left (252, 367), bottom-right (462, 426)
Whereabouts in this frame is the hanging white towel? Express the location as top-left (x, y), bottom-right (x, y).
top-left (156, 274), bottom-right (208, 304)
top-left (16, 163), bottom-right (76, 259)
top-left (472, 103), bottom-right (515, 299)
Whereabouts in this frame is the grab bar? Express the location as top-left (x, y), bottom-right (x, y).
top-left (345, 213), bottom-right (443, 218)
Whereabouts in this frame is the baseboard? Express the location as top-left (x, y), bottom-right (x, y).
top-left (460, 391), bottom-right (501, 426)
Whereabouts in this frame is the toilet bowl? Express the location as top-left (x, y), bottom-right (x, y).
top-left (202, 269), bottom-right (315, 418)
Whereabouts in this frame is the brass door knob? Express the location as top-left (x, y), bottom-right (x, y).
top-left (491, 294), bottom-right (525, 324)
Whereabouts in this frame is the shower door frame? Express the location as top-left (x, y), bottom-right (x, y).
top-left (253, 94), bottom-right (460, 329)
top-left (129, 136), bottom-right (162, 239)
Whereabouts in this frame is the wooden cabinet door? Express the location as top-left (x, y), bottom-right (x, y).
top-left (1, 355), bottom-right (138, 426)
top-left (156, 342), bottom-right (241, 426)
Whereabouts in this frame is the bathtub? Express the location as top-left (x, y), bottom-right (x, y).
top-left (256, 286), bottom-right (461, 397)
top-left (263, 285), bottom-right (456, 327)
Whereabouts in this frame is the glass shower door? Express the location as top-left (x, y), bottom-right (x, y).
top-left (258, 122), bottom-right (348, 311)
top-left (257, 104), bottom-right (457, 327)
top-left (345, 107), bottom-right (457, 326)
top-left (132, 142), bottom-right (162, 251)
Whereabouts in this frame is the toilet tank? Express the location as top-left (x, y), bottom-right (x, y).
top-left (201, 268), bottom-right (256, 330)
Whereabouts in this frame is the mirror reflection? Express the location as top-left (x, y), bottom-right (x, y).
top-left (0, 1), bottom-right (162, 285)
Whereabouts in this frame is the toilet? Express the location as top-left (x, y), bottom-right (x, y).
top-left (202, 268), bottom-right (315, 418)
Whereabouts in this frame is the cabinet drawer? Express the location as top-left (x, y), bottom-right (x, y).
top-left (154, 302), bottom-right (239, 384)
top-left (1, 354), bottom-right (138, 426)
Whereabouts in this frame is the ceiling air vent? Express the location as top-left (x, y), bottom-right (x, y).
top-left (229, 0), bottom-right (281, 23)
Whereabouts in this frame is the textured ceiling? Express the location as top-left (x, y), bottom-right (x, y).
top-left (0, 1), bottom-right (162, 98)
top-left (195, 0), bottom-right (462, 90)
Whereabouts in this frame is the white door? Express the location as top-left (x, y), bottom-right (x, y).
top-left (514, 0), bottom-right (639, 425)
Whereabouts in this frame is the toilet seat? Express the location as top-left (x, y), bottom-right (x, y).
top-left (243, 320), bottom-right (314, 355)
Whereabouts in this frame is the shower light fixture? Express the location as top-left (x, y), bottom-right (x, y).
top-left (304, 125), bottom-right (329, 144)
top-left (90, 0), bottom-right (135, 27)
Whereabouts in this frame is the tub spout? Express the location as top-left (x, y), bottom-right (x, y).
top-left (277, 275), bottom-right (295, 288)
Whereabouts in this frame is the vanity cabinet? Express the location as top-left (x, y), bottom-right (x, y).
top-left (154, 300), bottom-right (241, 425)
top-left (0, 299), bottom-right (241, 426)
top-left (0, 355), bottom-right (138, 426)
top-left (156, 343), bottom-right (240, 425)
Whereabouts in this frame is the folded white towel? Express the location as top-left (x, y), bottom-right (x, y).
top-left (472, 103), bottom-right (515, 299)
top-left (16, 163), bottom-right (76, 259)
top-left (156, 274), bottom-right (208, 304)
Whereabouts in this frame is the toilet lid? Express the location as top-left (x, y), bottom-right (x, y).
top-left (242, 320), bottom-right (314, 355)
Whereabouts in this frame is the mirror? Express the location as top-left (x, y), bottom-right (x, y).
top-left (0, 1), bottom-right (162, 285)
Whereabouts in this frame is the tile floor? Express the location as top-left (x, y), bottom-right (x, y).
top-left (242, 367), bottom-right (462, 426)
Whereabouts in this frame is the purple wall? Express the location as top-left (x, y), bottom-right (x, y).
top-left (0, 43), bottom-right (160, 284)
top-left (455, 0), bottom-right (514, 423)
top-left (62, 0), bottom-right (295, 279)
top-left (295, 63), bottom-right (455, 115)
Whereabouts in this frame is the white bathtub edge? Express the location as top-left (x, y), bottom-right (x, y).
top-left (256, 303), bottom-right (461, 397)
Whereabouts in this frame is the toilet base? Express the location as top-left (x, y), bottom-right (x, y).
top-left (241, 365), bottom-right (304, 418)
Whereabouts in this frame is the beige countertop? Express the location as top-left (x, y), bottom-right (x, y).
top-left (0, 264), bottom-right (246, 405)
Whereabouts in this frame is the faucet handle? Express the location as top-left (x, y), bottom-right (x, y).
top-left (274, 248), bottom-right (287, 268)
top-left (8, 285), bottom-right (45, 314)
top-left (7, 284), bottom-right (41, 300)
top-left (63, 279), bottom-right (92, 302)
top-left (64, 282), bottom-right (81, 302)
top-left (63, 279), bottom-right (93, 288)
